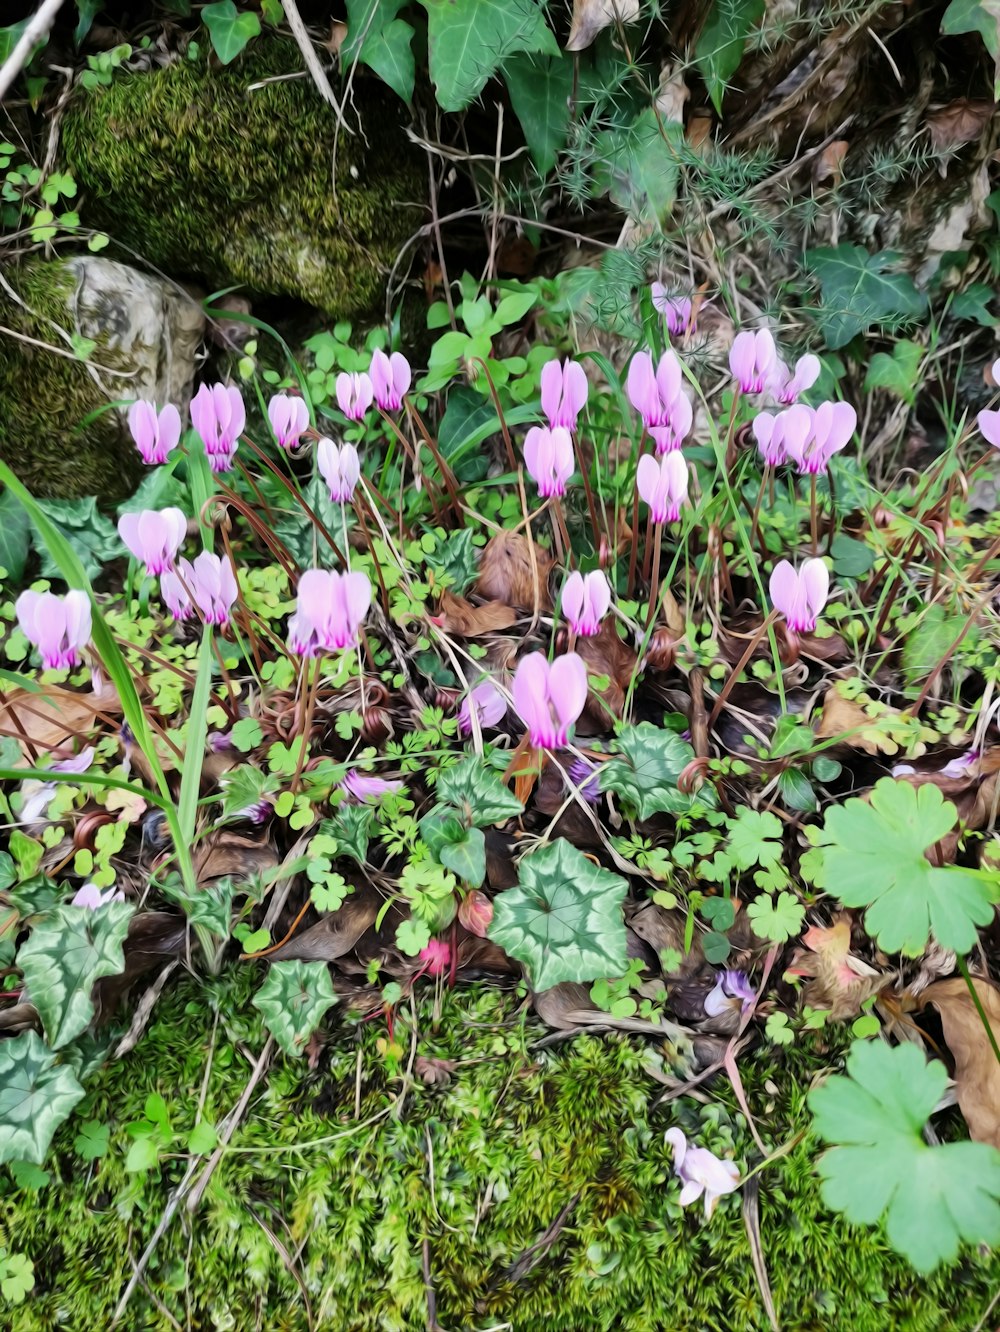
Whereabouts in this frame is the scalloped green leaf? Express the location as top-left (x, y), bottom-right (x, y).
top-left (436, 757), bottom-right (524, 826)
top-left (0, 1033), bottom-right (84, 1166)
top-left (16, 903), bottom-right (134, 1049)
top-left (810, 1040), bottom-right (1000, 1272)
top-left (600, 723), bottom-right (712, 821)
top-left (488, 839), bottom-right (627, 990)
top-left (252, 961), bottom-right (337, 1057)
top-left (812, 778), bottom-right (995, 955)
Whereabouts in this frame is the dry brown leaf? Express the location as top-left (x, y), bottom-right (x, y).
top-left (475, 531), bottom-right (553, 611)
top-left (576, 625), bottom-right (638, 728)
top-left (533, 982), bottom-right (695, 1051)
top-left (194, 831), bottom-right (277, 886)
top-left (0, 683), bottom-right (122, 758)
top-left (565, 0), bottom-right (640, 51)
top-left (816, 688), bottom-right (893, 755)
top-left (926, 99), bottom-right (993, 151)
top-left (921, 977), bottom-right (1000, 1149)
top-left (432, 589), bottom-right (516, 636)
top-left (267, 888), bottom-right (380, 963)
top-left (813, 139), bottom-right (849, 187)
top-left (686, 112), bottom-right (713, 153)
top-left (785, 913), bottom-right (884, 1020)
top-left (627, 902), bottom-right (703, 979)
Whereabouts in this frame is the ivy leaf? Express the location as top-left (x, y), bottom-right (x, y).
top-left (693, 0), bottom-right (765, 115)
top-left (745, 890), bottom-right (805, 943)
top-left (503, 53), bottom-right (573, 174)
top-left (220, 764), bottom-right (279, 821)
top-left (436, 757), bottom-right (524, 826)
top-left (812, 778), bottom-right (995, 955)
top-left (418, 0), bottom-right (558, 112)
top-left (488, 839), bottom-right (628, 990)
top-left (941, 0), bottom-right (1000, 98)
top-left (600, 723), bottom-right (711, 820)
top-left (809, 1040), bottom-right (1000, 1272)
top-left (0, 1032), bottom-right (85, 1165)
top-left (804, 246), bottom-right (928, 349)
top-left (252, 961), bottom-right (337, 1057)
top-left (16, 903), bottom-right (134, 1049)
top-left (201, 0), bottom-right (261, 65)
top-left (164, 876), bottom-right (237, 941)
top-left (343, 0), bottom-right (415, 102)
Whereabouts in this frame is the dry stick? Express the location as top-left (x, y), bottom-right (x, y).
top-left (707, 610), bottom-right (779, 730)
top-left (575, 437), bottom-right (602, 554)
top-left (240, 437), bottom-right (348, 569)
top-left (186, 1037), bottom-right (275, 1213)
top-left (386, 406), bottom-right (444, 523)
top-left (473, 357), bottom-right (518, 475)
top-left (280, 0), bottom-right (349, 131)
top-left (0, 0), bottom-right (66, 101)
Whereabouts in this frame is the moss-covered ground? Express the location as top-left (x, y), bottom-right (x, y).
top-left (60, 40), bottom-right (424, 317)
top-left (2, 967), bottom-right (995, 1331)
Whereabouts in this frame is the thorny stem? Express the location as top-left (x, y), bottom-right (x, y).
top-left (708, 609), bottom-right (778, 730)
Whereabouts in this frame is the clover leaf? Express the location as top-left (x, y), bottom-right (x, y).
top-left (812, 778), bottom-right (995, 955)
top-left (252, 961), bottom-right (337, 1057)
top-left (810, 1040), bottom-right (1000, 1272)
top-left (488, 838), bottom-right (627, 990)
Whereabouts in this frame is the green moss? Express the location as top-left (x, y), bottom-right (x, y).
top-left (0, 260), bottom-right (142, 501)
top-left (61, 42), bottom-right (423, 317)
top-left (1, 970), bottom-right (995, 1331)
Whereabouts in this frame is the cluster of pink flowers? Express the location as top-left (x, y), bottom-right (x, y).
top-left (161, 552), bottom-right (239, 627)
top-left (729, 328), bottom-right (821, 406)
top-left (336, 350), bottom-right (412, 423)
top-left (753, 400), bottom-right (856, 475)
top-left (651, 284), bottom-right (695, 338)
top-left (287, 569), bottom-right (372, 657)
top-left (191, 383), bottom-right (245, 473)
top-left (523, 359), bottom-right (589, 498)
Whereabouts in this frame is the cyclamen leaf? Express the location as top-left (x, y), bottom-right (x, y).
top-left (252, 961), bottom-right (337, 1057)
top-left (0, 1032), bottom-right (85, 1166)
top-left (418, 0), bottom-right (559, 112)
top-left (600, 723), bottom-right (712, 820)
top-left (812, 778), bottom-right (995, 955)
top-left (436, 757), bottom-right (524, 826)
top-left (488, 839), bottom-right (628, 990)
top-left (810, 1040), bottom-right (1000, 1272)
top-left (16, 903), bottom-right (134, 1049)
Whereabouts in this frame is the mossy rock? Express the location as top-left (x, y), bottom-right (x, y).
top-left (1, 969), bottom-right (996, 1330)
top-left (0, 256), bottom-right (203, 501)
top-left (60, 41), bottom-right (424, 318)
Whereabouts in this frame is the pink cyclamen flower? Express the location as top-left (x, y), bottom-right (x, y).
top-left (627, 350), bottom-right (692, 453)
top-left (568, 755), bottom-right (602, 804)
top-left (458, 680), bottom-right (507, 736)
top-left (15, 589), bottom-right (91, 670)
top-left (72, 882), bottom-right (126, 909)
top-left (159, 566), bottom-right (193, 621)
top-left (767, 354), bottom-right (821, 405)
top-left (341, 771), bottom-right (404, 802)
top-left (729, 329), bottom-right (777, 394)
top-left (651, 284), bottom-right (694, 337)
top-left (190, 382), bottom-right (245, 472)
top-left (704, 969), bottom-right (755, 1017)
top-left (418, 938), bottom-right (451, 978)
top-left (636, 451), bottom-right (689, 524)
top-left (511, 652), bottom-right (588, 749)
top-left (183, 552), bottom-right (239, 627)
top-left (369, 349), bottom-right (411, 412)
top-left (268, 393), bottom-right (310, 450)
top-left (540, 358), bottom-right (589, 431)
top-left (784, 401), bottom-right (856, 475)
top-left (769, 558), bottom-right (829, 634)
top-left (664, 1128), bottom-right (740, 1219)
top-left (117, 508), bottom-right (187, 576)
top-left (978, 408), bottom-right (1000, 450)
top-left (128, 400), bottom-right (181, 465)
top-left (752, 404), bottom-right (812, 468)
top-left (561, 569), bottom-right (611, 638)
top-left (317, 437), bottom-right (361, 503)
top-left (336, 371), bottom-right (373, 422)
top-left (288, 569), bottom-right (372, 656)
top-left (524, 425), bottom-right (574, 498)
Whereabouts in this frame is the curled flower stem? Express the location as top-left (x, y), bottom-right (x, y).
top-left (707, 609), bottom-right (779, 730)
